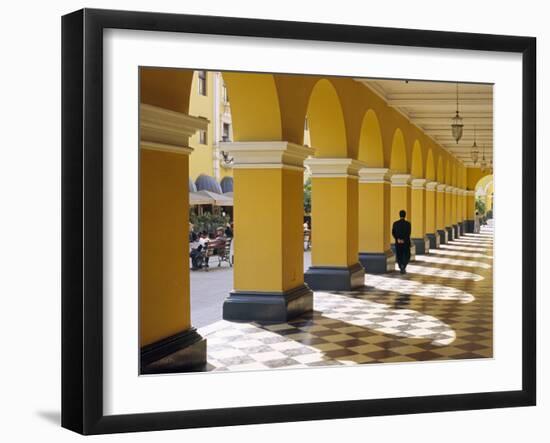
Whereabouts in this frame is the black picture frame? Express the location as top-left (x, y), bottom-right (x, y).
top-left (61, 8), bottom-right (537, 435)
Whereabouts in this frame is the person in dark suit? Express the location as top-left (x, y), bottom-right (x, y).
top-left (392, 209), bottom-right (411, 274)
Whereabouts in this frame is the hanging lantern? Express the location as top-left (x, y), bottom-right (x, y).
top-left (480, 144), bottom-right (488, 171)
top-left (471, 126), bottom-right (479, 165)
top-left (451, 83), bottom-right (464, 143)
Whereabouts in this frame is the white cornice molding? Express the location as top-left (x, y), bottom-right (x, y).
top-left (436, 184), bottom-right (447, 192)
top-left (444, 185), bottom-right (454, 193)
top-left (219, 141), bottom-right (314, 169)
top-left (426, 181), bottom-right (438, 191)
top-left (305, 158), bottom-right (364, 178)
top-left (390, 174), bottom-right (412, 187)
top-left (358, 167), bottom-right (390, 184)
top-left (140, 141), bottom-right (193, 155)
top-left (411, 178), bottom-right (427, 190)
top-left (140, 104), bottom-right (208, 149)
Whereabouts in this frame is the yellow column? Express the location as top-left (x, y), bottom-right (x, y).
top-left (462, 190), bottom-right (468, 225)
top-left (425, 181), bottom-right (440, 249)
top-left (305, 158), bottom-right (365, 290)
top-left (465, 190), bottom-right (476, 232)
top-left (358, 168), bottom-right (395, 274)
top-left (451, 187), bottom-right (459, 238)
top-left (390, 174), bottom-right (416, 260)
top-left (222, 141), bottom-right (314, 322)
top-left (445, 185), bottom-right (454, 241)
top-left (140, 104), bottom-right (208, 374)
top-left (436, 183), bottom-right (447, 244)
top-left (458, 189), bottom-right (465, 235)
top-left (411, 178), bottom-right (429, 254)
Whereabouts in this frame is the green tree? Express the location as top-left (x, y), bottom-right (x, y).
top-left (304, 177), bottom-right (312, 215)
top-left (189, 209), bottom-right (229, 235)
top-left (475, 197), bottom-right (486, 215)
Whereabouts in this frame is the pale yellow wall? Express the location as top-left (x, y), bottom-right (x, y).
top-left (189, 71), bottom-right (215, 180)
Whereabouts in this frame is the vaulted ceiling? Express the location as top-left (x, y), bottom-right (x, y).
top-left (356, 78), bottom-right (493, 168)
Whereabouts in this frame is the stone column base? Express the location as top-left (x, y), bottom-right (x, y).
top-left (464, 219), bottom-right (475, 233)
top-left (426, 232), bottom-right (440, 249)
top-left (452, 224), bottom-right (459, 238)
top-left (457, 221), bottom-right (464, 235)
top-left (223, 284), bottom-right (313, 323)
top-left (437, 229), bottom-right (448, 245)
top-left (141, 328), bottom-right (207, 374)
top-left (445, 226), bottom-right (454, 241)
top-left (359, 249), bottom-right (395, 274)
top-left (412, 236), bottom-right (430, 255)
top-left (304, 262), bottom-right (365, 291)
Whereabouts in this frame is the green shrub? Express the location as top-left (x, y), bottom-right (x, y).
top-left (189, 210), bottom-right (230, 235)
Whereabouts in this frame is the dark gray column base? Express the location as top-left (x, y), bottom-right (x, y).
top-left (304, 262), bottom-right (365, 291)
top-left (412, 236), bottom-right (430, 255)
top-left (426, 232), bottom-right (440, 249)
top-left (446, 226), bottom-right (454, 241)
top-left (141, 328), bottom-right (207, 374)
top-left (452, 224), bottom-right (459, 238)
top-left (457, 222), bottom-right (464, 235)
top-left (437, 229), bottom-right (448, 245)
top-left (359, 249), bottom-right (395, 274)
top-left (223, 284), bottom-right (313, 323)
top-left (464, 219), bottom-right (475, 233)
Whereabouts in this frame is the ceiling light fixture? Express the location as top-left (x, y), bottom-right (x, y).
top-left (451, 82), bottom-right (464, 143)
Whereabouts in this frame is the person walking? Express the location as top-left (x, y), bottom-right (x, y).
top-left (392, 209), bottom-right (411, 274)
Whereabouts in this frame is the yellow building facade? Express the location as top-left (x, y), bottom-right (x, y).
top-left (188, 71), bottom-right (235, 183)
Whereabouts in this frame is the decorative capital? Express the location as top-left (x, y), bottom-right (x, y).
top-left (426, 181), bottom-right (438, 191)
top-left (390, 174), bottom-right (412, 187)
top-left (140, 104), bottom-right (207, 154)
top-left (445, 185), bottom-right (454, 193)
top-left (411, 178), bottom-right (427, 190)
top-left (436, 183), bottom-right (447, 192)
top-left (220, 141), bottom-right (314, 170)
top-left (358, 167), bottom-right (390, 184)
top-left (305, 158), bottom-right (364, 178)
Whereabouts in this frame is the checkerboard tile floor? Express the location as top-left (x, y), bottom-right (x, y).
top-left (198, 223), bottom-right (494, 372)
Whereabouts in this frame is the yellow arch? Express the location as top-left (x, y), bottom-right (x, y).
top-left (475, 173), bottom-right (494, 192)
top-left (411, 140), bottom-right (423, 178)
top-left (307, 79), bottom-right (348, 157)
top-left (140, 67), bottom-right (194, 114)
top-left (222, 72), bottom-right (282, 141)
top-left (358, 109), bottom-right (384, 167)
top-left (389, 128), bottom-right (407, 173)
top-left (426, 149), bottom-right (436, 181)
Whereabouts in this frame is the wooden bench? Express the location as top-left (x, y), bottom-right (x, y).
top-left (200, 238), bottom-right (233, 271)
